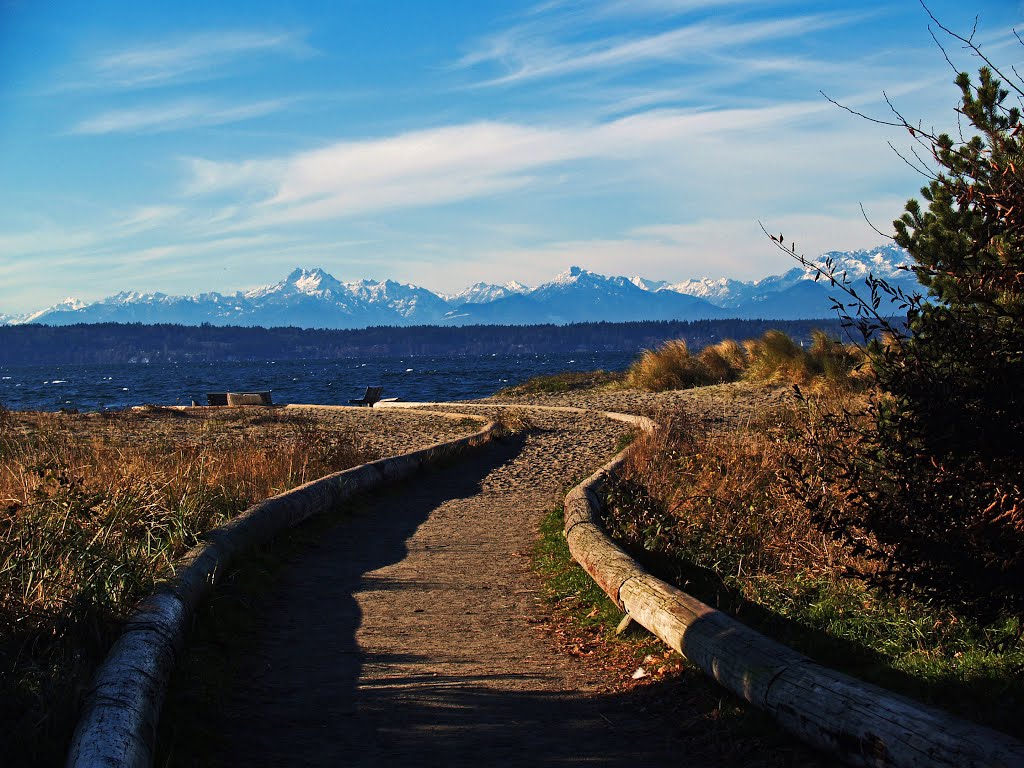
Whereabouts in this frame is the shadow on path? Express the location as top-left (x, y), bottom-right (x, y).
top-left (160, 431), bottom-right (818, 767)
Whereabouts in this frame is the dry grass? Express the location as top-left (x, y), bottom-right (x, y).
top-left (625, 339), bottom-right (721, 391)
top-left (606, 396), bottom-right (854, 585)
top-left (602, 386), bottom-right (1024, 734)
top-left (696, 339), bottom-right (747, 383)
top-left (625, 330), bottom-right (865, 392)
top-left (0, 406), bottom-right (370, 766)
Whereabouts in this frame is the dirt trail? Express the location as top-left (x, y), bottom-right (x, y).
top-left (190, 408), bottom-right (693, 767)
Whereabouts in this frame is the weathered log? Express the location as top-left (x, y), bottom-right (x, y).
top-left (565, 523), bottom-right (642, 610)
top-left (226, 391), bottom-right (272, 406)
top-left (616, 574), bottom-right (1024, 767)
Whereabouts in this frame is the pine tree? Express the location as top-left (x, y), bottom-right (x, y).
top-left (786, 57), bottom-right (1024, 622)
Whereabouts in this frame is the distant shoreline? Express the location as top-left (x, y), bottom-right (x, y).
top-left (0, 318), bottom-right (854, 366)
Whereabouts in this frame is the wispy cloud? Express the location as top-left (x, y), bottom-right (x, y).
top-left (0, 205), bottom-right (186, 262)
top-left (183, 157), bottom-right (285, 197)
top-left (119, 233), bottom-right (292, 266)
top-left (111, 205), bottom-right (185, 235)
top-left (593, 0), bottom-right (766, 15)
top-left (71, 98), bottom-right (291, 134)
top-left (459, 11), bottom-right (860, 86)
top-left (75, 30), bottom-right (314, 90)
top-left (522, 0), bottom-right (767, 27)
top-left (182, 95), bottom-right (898, 232)
top-left (186, 121), bottom-right (582, 220)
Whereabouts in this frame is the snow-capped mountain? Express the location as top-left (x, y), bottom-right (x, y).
top-left (245, 267), bottom-right (348, 301)
top-left (3, 245), bottom-right (920, 329)
top-left (663, 277), bottom-right (758, 308)
top-left (342, 278), bottom-right (450, 320)
top-left (445, 281), bottom-right (530, 306)
top-left (20, 297), bottom-right (88, 324)
top-left (812, 244), bottom-right (909, 281)
top-left (662, 244), bottom-right (911, 309)
top-left (629, 276), bottom-right (668, 292)
top-left (729, 244), bottom-right (914, 319)
top-left (442, 266), bottom-right (725, 325)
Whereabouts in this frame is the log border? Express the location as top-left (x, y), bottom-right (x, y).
top-left (66, 408), bottom-right (498, 768)
top-left (562, 411), bottom-right (1024, 768)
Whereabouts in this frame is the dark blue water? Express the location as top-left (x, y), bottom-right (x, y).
top-left (0, 352), bottom-right (636, 412)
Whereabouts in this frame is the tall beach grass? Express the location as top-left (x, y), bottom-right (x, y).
top-left (0, 406), bottom-right (369, 765)
top-left (626, 330), bottom-right (865, 391)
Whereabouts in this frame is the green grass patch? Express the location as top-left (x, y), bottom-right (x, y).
top-left (739, 576), bottom-right (1024, 729)
top-left (533, 507), bottom-right (626, 633)
top-left (494, 369), bottom-right (625, 398)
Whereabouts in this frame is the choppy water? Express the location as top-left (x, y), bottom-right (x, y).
top-left (0, 352), bottom-right (636, 412)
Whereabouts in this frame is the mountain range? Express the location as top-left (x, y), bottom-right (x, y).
top-left (2, 244), bottom-right (918, 329)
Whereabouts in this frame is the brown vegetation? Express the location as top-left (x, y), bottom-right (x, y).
top-left (605, 394), bottom-right (855, 586)
top-left (625, 330), bottom-right (865, 392)
top-left (0, 406), bottom-right (370, 765)
top-left (601, 386), bottom-right (1024, 734)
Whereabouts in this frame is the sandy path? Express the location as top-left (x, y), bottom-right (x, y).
top-left (192, 408), bottom-right (689, 767)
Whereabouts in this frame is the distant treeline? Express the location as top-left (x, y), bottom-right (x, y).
top-left (0, 319), bottom-right (855, 365)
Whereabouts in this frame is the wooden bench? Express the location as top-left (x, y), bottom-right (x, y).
top-left (349, 386), bottom-right (383, 407)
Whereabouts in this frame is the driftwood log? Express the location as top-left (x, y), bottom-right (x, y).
top-left (226, 391), bottom-right (272, 406)
top-left (66, 411), bottom-right (496, 768)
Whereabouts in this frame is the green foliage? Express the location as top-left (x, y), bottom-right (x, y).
top-left (533, 507), bottom-right (624, 632)
top-left (894, 67), bottom-right (1024, 312)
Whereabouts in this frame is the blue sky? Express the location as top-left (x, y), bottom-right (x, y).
top-left (1, 0), bottom-right (1022, 313)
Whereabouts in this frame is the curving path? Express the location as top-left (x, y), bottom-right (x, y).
top-left (177, 407), bottom-right (694, 767)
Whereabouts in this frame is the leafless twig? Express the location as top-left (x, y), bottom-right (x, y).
top-left (860, 204), bottom-right (896, 241)
top-left (819, 90), bottom-right (905, 129)
top-left (919, 0), bottom-right (1024, 97)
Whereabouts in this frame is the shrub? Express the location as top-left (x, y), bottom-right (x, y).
top-left (604, 405), bottom-right (847, 585)
top-left (743, 330), bottom-right (808, 383)
top-left (602, 398), bottom-right (1024, 734)
top-left (786, 61), bottom-right (1024, 624)
top-left (807, 329), bottom-right (864, 384)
